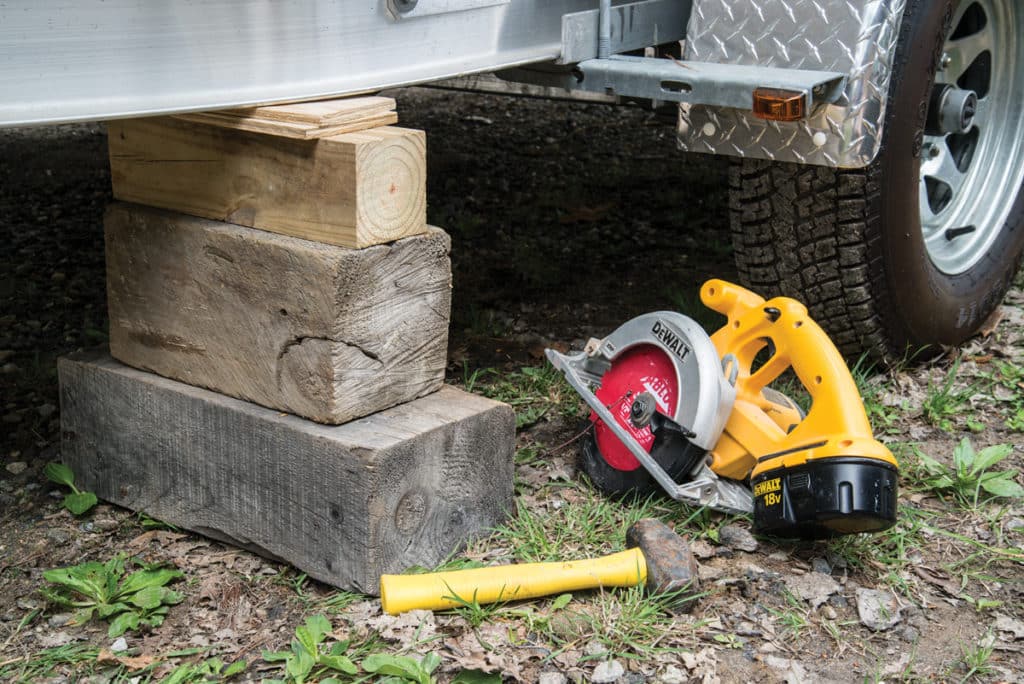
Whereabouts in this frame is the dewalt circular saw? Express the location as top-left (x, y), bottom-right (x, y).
top-left (546, 279), bottom-right (898, 538)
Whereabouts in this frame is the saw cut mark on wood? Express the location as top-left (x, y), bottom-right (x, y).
top-left (175, 96), bottom-right (398, 139)
top-left (108, 118), bottom-right (427, 248)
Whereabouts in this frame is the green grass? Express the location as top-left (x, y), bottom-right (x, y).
top-left (0, 645), bottom-right (101, 682)
top-left (487, 486), bottom-right (673, 563)
top-left (850, 356), bottom-right (902, 435)
top-left (576, 583), bottom-right (691, 660)
top-left (957, 633), bottom-right (996, 682)
top-left (980, 359), bottom-right (1024, 431)
top-left (762, 589), bottom-right (810, 639)
top-left (470, 364), bottom-right (584, 429)
top-left (826, 505), bottom-right (932, 589)
top-left (913, 438), bottom-right (1023, 509)
top-left (922, 357), bottom-right (975, 432)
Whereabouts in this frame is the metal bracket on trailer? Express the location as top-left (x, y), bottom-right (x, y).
top-left (556, 0), bottom-right (690, 65)
top-left (504, 55), bottom-right (846, 114)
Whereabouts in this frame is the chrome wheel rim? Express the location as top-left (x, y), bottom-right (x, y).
top-left (920, 0), bottom-right (1024, 275)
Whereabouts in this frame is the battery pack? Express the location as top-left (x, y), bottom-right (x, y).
top-left (751, 458), bottom-right (898, 538)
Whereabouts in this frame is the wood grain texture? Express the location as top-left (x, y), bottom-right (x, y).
top-left (108, 118), bottom-right (426, 248)
top-left (175, 97), bottom-right (399, 140)
top-left (175, 111), bottom-right (398, 140)
top-left (225, 96), bottom-right (396, 124)
top-left (106, 203), bottom-right (451, 424)
top-left (59, 351), bottom-right (515, 594)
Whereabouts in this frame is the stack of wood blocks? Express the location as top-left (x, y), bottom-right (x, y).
top-left (59, 98), bottom-right (515, 594)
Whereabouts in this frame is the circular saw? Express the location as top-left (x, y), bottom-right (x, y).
top-left (546, 279), bottom-right (898, 538)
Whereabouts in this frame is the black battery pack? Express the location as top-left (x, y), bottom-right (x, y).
top-left (751, 458), bottom-right (898, 538)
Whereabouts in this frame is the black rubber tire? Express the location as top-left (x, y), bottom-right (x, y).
top-left (729, 0), bottom-right (1024, 361)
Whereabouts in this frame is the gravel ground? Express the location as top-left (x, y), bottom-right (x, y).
top-left (1, 89), bottom-right (1023, 682)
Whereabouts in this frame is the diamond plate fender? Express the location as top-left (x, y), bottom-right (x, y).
top-left (678, 0), bottom-right (908, 168)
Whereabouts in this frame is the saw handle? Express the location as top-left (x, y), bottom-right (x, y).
top-left (380, 548), bottom-right (647, 614)
top-left (699, 279), bottom-right (895, 479)
top-left (700, 279), bottom-right (871, 439)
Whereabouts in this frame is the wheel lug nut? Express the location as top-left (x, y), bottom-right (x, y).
top-left (940, 52), bottom-right (951, 70)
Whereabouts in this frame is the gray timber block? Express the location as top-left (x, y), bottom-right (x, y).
top-left (105, 202), bottom-right (451, 424)
top-left (59, 351), bottom-right (515, 595)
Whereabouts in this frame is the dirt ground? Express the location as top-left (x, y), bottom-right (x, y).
top-left (1, 89), bottom-right (1023, 682)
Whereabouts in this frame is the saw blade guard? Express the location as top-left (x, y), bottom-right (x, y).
top-left (592, 312), bottom-right (736, 453)
top-left (547, 312), bottom-right (753, 514)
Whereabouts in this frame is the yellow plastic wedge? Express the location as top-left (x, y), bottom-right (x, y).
top-left (380, 547), bottom-right (648, 615)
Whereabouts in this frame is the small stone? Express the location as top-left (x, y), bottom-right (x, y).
top-left (3, 413), bottom-right (21, 424)
top-left (110, 636), bottom-right (128, 652)
top-left (1006, 518), bottom-right (1024, 533)
top-left (657, 665), bottom-right (686, 684)
top-left (764, 656), bottom-right (809, 684)
top-left (690, 539), bottom-right (716, 559)
top-left (719, 525), bottom-right (758, 552)
top-left (783, 572), bottom-right (841, 610)
top-left (92, 518), bottom-right (119, 532)
top-left (993, 613), bottom-right (1024, 639)
top-left (38, 403), bottom-right (56, 418)
top-left (856, 588), bottom-right (902, 631)
top-left (538, 673), bottom-right (567, 684)
top-left (48, 613), bottom-right (73, 628)
top-left (698, 565), bottom-right (725, 582)
top-left (584, 640), bottom-right (608, 657)
top-left (5, 461), bottom-right (27, 474)
top-left (38, 631), bottom-right (75, 648)
top-left (811, 557), bottom-right (831, 575)
top-left (898, 625), bottom-right (919, 642)
top-left (826, 551), bottom-right (848, 570)
top-left (1, 363), bottom-right (17, 375)
top-left (822, 605), bottom-right (838, 620)
top-left (16, 598), bottom-right (41, 611)
top-left (591, 659), bottom-right (625, 683)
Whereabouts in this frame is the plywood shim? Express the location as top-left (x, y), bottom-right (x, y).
top-left (175, 96), bottom-right (398, 139)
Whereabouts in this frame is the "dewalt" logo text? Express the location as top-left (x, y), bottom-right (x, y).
top-left (753, 478), bottom-right (781, 497)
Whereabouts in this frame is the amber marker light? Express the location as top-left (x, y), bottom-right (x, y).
top-left (752, 88), bottom-right (806, 121)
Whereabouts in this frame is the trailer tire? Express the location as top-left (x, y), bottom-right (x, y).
top-left (729, 0), bottom-right (1024, 361)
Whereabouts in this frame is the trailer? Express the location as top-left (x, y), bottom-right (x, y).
top-left (2, 0), bottom-right (1021, 359)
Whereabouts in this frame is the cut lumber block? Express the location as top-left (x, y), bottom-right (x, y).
top-left (59, 351), bottom-right (515, 594)
top-left (106, 202), bottom-right (450, 424)
top-left (108, 117), bottom-right (426, 248)
top-left (175, 96), bottom-right (398, 139)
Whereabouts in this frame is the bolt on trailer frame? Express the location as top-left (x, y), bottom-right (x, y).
top-left (1, 0), bottom-right (896, 172)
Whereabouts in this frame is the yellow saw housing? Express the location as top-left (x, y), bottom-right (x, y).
top-left (701, 279), bottom-right (898, 536)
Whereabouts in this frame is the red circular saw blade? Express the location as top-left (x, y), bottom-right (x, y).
top-left (592, 344), bottom-right (679, 471)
